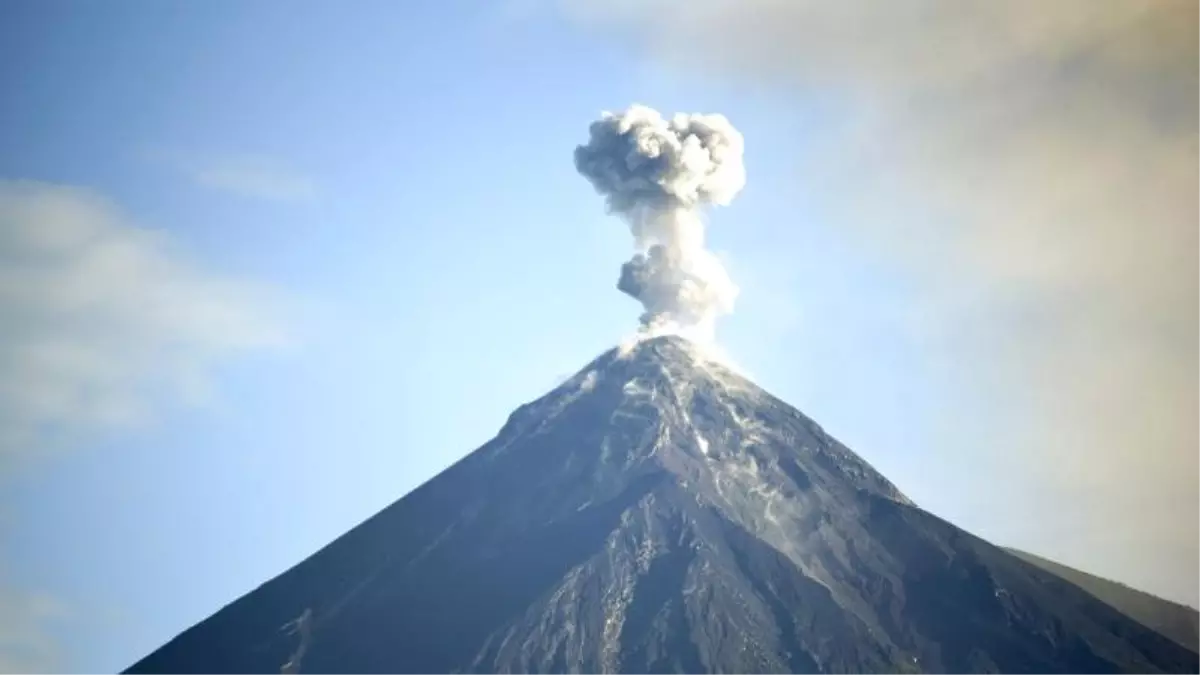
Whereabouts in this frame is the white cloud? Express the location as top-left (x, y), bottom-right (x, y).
top-left (0, 180), bottom-right (289, 461)
top-left (191, 155), bottom-right (318, 203)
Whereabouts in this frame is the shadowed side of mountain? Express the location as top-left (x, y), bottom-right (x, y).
top-left (1004, 548), bottom-right (1199, 653)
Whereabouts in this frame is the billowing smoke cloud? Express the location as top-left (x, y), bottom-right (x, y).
top-left (574, 104), bottom-right (745, 341)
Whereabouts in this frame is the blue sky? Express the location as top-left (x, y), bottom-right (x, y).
top-left (1, 1), bottom-right (1195, 672)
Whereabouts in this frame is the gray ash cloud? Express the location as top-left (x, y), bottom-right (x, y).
top-left (575, 104), bottom-right (745, 341)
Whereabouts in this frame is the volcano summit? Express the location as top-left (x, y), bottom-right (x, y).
top-left (126, 335), bottom-right (1198, 674)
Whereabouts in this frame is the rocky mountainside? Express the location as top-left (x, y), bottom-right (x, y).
top-left (1005, 548), bottom-right (1199, 653)
top-left (126, 335), bottom-right (1200, 673)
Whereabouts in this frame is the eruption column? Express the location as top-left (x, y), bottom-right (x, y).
top-left (574, 104), bottom-right (746, 342)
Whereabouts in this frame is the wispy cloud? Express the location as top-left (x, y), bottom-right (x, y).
top-left (0, 581), bottom-right (69, 674)
top-left (568, 0), bottom-right (1198, 604)
top-left (0, 179), bottom-right (290, 462)
top-left (190, 155), bottom-right (319, 203)
top-left (141, 148), bottom-right (319, 203)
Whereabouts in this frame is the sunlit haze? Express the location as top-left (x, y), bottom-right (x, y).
top-left (1, 1), bottom-right (1195, 671)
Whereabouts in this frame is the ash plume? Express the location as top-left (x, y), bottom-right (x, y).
top-left (574, 104), bottom-right (745, 341)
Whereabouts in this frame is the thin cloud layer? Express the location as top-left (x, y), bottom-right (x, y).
top-left (0, 582), bottom-right (67, 674)
top-left (568, 0), bottom-right (1199, 604)
top-left (0, 180), bottom-right (288, 461)
top-left (192, 155), bottom-right (318, 203)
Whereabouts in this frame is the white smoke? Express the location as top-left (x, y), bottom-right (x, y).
top-left (574, 104), bottom-right (746, 342)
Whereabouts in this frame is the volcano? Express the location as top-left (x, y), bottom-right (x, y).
top-left (126, 335), bottom-right (1199, 673)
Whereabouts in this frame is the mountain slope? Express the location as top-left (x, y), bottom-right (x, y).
top-left (1005, 548), bottom-right (1199, 653)
top-left (126, 335), bottom-right (1199, 673)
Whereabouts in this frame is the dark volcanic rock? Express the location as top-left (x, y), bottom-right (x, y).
top-left (1004, 548), bottom-right (1199, 654)
top-left (125, 336), bottom-right (1200, 674)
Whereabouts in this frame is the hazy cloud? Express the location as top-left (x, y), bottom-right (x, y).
top-left (191, 155), bottom-right (318, 203)
top-left (0, 582), bottom-right (68, 674)
top-left (142, 148), bottom-right (318, 203)
top-left (567, 0), bottom-right (1198, 604)
top-left (0, 180), bottom-right (289, 462)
